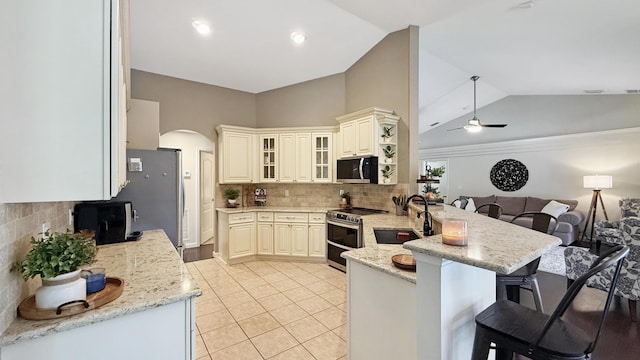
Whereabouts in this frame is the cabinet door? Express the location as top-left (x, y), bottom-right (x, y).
top-left (290, 224), bottom-right (309, 256)
top-left (355, 117), bottom-right (374, 156)
top-left (295, 133), bottom-right (312, 182)
top-left (274, 223), bottom-right (292, 255)
top-left (222, 132), bottom-right (254, 183)
top-left (259, 135), bottom-right (278, 182)
top-left (229, 223), bottom-right (255, 259)
top-left (279, 134), bottom-right (295, 182)
top-left (257, 223), bottom-right (274, 255)
top-left (0, 0), bottom-right (119, 202)
top-left (339, 121), bottom-right (356, 158)
top-left (312, 133), bottom-right (332, 182)
top-left (308, 224), bottom-right (326, 258)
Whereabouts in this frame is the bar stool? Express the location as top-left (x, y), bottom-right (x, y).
top-left (497, 212), bottom-right (558, 313)
top-left (475, 203), bottom-right (503, 219)
top-left (472, 245), bottom-right (629, 360)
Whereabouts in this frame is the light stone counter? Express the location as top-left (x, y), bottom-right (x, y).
top-left (0, 229), bottom-right (201, 347)
top-left (342, 203), bottom-right (562, 283)
top-left (216, 206), bottom-right (332, 214)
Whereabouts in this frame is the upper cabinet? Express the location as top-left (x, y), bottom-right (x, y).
top-left (217, 126), bottom-right (336, 184)
top-left (217, 126), bottom-right (256, 184)
top-left (0, 0), bottom-right (129, 202)
top-left (337, 107), bottom-right (400, 184)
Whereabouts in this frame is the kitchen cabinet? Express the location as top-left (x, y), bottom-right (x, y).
top-left (295, 133), bottom-right (312, 182)
top-left (312, 133), bottom-right (333, 183)
top-left (308, 213), bottom-right (327, 258)
top-left (338, 117), bottom-right (374, 158)
top-left (0, 0), bottom-right (129, 202)
top-left (218, 212), bottom-right (256, 261)
top-left (256, 212), bottom-right (274, 255)
top-left (274, 212), bottom-right (309, 256)
top-left (279, 133), bottom-right (312, 183)
top-left (217, 126), bottom-right (256, 184)
top-left (259, 135), bottom-right (278, 182)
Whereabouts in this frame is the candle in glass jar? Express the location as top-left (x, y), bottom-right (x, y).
top-left (442, 218), bottom-right (468, 246)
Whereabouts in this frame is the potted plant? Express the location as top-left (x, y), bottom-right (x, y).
top-left (14, 230), bottom-right (96, 309)
top-left (381, 126), bottom-right (394, 143)
top-left (382, 145), bottom-right (395, 163)
top-left (224, 188), bottom-right (241, 207)
top-left (381, 165), bottom-right (394, 183)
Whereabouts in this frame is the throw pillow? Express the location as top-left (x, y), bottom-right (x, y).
top-left (541, 200), bottom-right (570, 218)
top-left (465, 198), bottom-right (476, 212)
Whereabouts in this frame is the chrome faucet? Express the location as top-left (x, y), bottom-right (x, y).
top-left (404, 194), bottom-right (434, 236)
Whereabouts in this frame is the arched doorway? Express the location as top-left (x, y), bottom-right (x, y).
top-left (160, 130), bottom-right (215, 249)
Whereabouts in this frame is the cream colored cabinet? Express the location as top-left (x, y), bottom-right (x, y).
top-left (259, 135), bottom-right (278, 182)
top-left (229, 223), bottom-right (255, 259)
top-left (312, 133), bottom-right (333, 183)
top-left (308, 213), bottom-right (326, 258)
top-left (274, 212), bottom-right (309, 256)
top-left (218, 212), bottom-right (256, 262)
top-left (217, 126), bottom-right (255, 184)
top-left (256, 212), bottom-right (274, 255)
top-left (278, 134), bottom-right (296, 182)
top-left (295, 133), bottom-right (312, 182)
top-left (338, 116), bottom-right (374, 158)
top-left (338, 121), bottom-right (357, 158)
top-left (0, 0), bottom-right (128, 202)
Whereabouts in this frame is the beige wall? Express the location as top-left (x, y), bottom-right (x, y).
top-left (0, 202), bottom-right (74, 334)
top-left (127, 98), bottom-right (160, 149)
top-left (345, 28), bottom-right (416, 185)
top-left (256, 73), bottom-right (345, 127)
top-left (131, 70), bottom-right (257, 141)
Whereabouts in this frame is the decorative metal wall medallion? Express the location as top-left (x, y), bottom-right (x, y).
top-left (490, 159), bottom-right (528, 192)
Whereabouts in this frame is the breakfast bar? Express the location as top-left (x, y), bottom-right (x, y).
top-left (342, 205), bottom-right (561, 360)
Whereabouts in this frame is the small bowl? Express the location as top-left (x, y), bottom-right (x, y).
top-left (81, 268), bottom-right (106, 294)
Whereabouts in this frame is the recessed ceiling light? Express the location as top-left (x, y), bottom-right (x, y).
top-left (584, 89), bottom-right (604, 94)
top-left (290, 32), bottom-right (307, 44)
top-left (192, 20), bottom-right (211, 36)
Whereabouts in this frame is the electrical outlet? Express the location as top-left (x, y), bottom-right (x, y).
top-left (285, 189), bottom-right (289, 197)
top-left (68, 209), bottom-right (74, 226)
top-left (340, 189), bottom-right (344, 196)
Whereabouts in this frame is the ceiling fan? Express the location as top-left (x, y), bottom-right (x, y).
top-left (448, 76), bottom-right (508, 132)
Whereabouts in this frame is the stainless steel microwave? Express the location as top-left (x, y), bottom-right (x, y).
top-left (336, 156), bottom-right (378, 184)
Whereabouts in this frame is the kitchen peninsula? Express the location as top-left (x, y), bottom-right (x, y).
top-left (0, 230), bottom-right (201, 360)
top-left (342, 205), bottom-right (561, 360)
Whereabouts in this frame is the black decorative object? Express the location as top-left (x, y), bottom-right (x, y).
top-left (490, 159), bottom-right (528, 192)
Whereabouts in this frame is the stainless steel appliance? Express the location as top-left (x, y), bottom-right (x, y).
top-left (336, 156), bottom-right (378, 184)
top-left (74, 201), bottom-right (132, 245)
top-left (326, 207), bottom-right (388, 271)
top-left (111, 148), bottom-right (184, 258)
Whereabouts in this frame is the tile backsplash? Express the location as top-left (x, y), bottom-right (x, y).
top-left (218, 183), bottom-right (410, 213)
top-left (0, 202), bottom-right (73, 334)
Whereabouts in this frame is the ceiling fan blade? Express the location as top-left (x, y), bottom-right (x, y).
top-left (481, 124), bottom-right (508, 128)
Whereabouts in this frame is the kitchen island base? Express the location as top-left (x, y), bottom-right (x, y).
top-left (413, 251), bottom-right (496, 360)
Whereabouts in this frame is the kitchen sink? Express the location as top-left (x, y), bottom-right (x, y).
top-left (374, 228), bottom-right (421, 244)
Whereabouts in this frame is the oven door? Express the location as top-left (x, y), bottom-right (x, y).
top-left (327, 241), bottom-right (350, 272)
top-left (326, 219), bottom-right (361, 248)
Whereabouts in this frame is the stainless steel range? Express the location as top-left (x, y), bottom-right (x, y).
top-left (326, 207), bottom-right (388, 271)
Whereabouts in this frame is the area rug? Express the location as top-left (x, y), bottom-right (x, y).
top-left (538, 245), bottom-right (566, 276)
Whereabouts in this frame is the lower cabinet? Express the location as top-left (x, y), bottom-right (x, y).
top-left (257, 212), bottom-right (274, 255)
top-left (308, 224), bottom-right (326, 258)
top-left (229, 222), bottom-right (256, 259)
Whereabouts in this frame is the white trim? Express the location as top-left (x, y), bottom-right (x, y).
top-left (419, 127), bottom-right (640, 159)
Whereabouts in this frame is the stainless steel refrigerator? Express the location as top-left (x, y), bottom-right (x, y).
top-left (112, 148), bottom-right (184, 258)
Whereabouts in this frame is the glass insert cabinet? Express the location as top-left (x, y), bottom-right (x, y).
top-left (260, 135), bottom-right (277, 182)
top-left (312, 133), bottom-right (332, 182)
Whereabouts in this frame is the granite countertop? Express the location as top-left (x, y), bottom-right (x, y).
top-left (216, 206), bottom-right (333, 214)
top-left (0, 229), bottom-right (201, 347)
top-left (342, 204), bottom-right (562, 283)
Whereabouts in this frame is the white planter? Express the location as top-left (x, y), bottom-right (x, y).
top-left (383, 178), bottom-right (390, 184)
top-left (228, 199), bottom-right (237, 205)
top-left (384, 157), bottom-right (392, 164)
top-left (35, 269), bottom-right (87, 310)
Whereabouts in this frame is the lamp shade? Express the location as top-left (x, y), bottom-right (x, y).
top-left (583, 175), bottom-right (613, 189)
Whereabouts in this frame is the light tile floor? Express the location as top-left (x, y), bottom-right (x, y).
top-left (185, 258), bottom-right (348, 360)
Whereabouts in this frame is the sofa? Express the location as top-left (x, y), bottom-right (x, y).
top-left (455, 195), bottom-right (585, 245)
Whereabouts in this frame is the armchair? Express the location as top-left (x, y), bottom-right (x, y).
top-left (565, 198), bottom-right (640, 321)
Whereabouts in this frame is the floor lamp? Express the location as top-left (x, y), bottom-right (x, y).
top-left (581, 175), bottom-right (613, 246)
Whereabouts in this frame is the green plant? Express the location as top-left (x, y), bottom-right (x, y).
top-left (224, 188), bottom-right (240, 200)
top-left (383, 145), bottom-right (395, 158)
top-left (381, 165), bottom-right (394, 178)
top-left (426, 165), bottom-right (446, 178)
top-left (381, 126), bottom-right (394, 139)
top-left (13, 230), bottom-right (96, 280)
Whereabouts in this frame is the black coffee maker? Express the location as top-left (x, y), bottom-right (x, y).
top-left (74, 201), bottom-right (132, 245)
